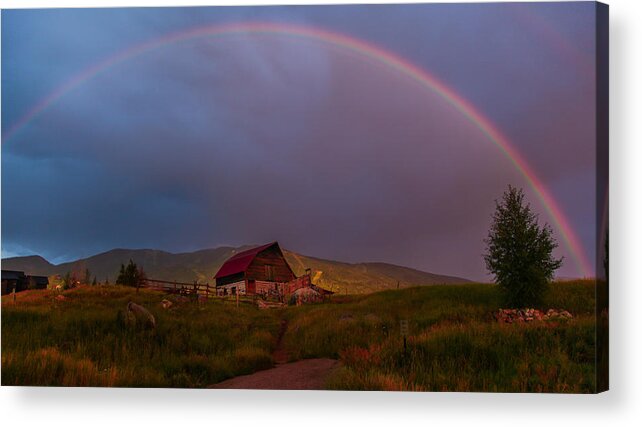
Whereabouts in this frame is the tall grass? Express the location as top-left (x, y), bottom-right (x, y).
top-left (2, 286), bottom-right (280, 387)
top-left (2, 280), bottom-right (599, 392)
top-left (326, 319), bottom-right (596, 392)
top-left (284, 280), bottom-right (598, 392)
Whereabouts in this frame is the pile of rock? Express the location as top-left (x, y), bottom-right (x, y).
top-left (289, 287), bottom-right (323, 306)
top-left (495, 308), bottom-right (573, 323)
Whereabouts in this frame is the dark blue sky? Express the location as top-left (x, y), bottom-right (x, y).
top-left (1, 2), bottom-right (599, 280)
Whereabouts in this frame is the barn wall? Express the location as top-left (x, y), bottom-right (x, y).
top-left (246, 245), bottom-right (296, 283)
top-left (255, 280), bottom-right (280, 295)
top-left (217, 280), bottom-right (246, 295)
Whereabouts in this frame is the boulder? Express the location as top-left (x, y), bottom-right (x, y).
top-left (126, 301), bottom-right (156, 329)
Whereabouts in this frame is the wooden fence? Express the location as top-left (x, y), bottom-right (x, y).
top-left (141, 279), bottom-right (265, 306)
top-left (142, 274), bottom-right (331, 303)
top-left (142, 278), bottom-right (215, 298)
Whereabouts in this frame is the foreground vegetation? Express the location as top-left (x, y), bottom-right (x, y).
top-left (1, 286), bottom-right (279, 387)
top-left (2, 281), bottom-right (599, 392)
top-left (284, 280), bottom-right (598, 392)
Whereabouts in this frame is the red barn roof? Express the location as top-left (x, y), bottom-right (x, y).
top-left (214, 242), bottom-right (282, 279)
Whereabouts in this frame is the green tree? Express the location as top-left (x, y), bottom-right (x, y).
top-left (484, 186), bottom-right (563, 307)
top-left (116, 264), bottom-right (125, 284)
top-left (115, 259), bottom-right (146, 289)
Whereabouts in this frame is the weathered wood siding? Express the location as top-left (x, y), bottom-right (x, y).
top-left (246, 245), bottom-right (296, 283)
top-left (218, 280), bottom-right (246, 295)
top-left (255, 280), bottom-right (279, 295)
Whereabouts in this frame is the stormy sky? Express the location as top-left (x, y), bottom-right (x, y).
top-left (1, 2), bottom-right (599, 280)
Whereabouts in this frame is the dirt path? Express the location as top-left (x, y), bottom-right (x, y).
top-left (210, 318), bottom-right (340, 390)
top-left (272, 319), bottom-right (290, 364)
top-left (210, 358), bottom-right (340, 390)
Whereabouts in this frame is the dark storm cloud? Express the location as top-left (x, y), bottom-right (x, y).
top-left (1, 3), bottom-right (598, 279)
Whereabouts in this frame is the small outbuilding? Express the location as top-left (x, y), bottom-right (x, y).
top-left (1, 270), bottom-right (48, 295)
top-left (28, 275), bottom-right (49, 290)
top-left (1, 270), bottom-right (26, 295)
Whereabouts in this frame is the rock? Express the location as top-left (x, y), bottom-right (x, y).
top-left (495, 308), bottom-right (572, 323)
top-left (126, 301), bottom-right (156, 329)
top-left (289, 287), bottom-right (323, 306)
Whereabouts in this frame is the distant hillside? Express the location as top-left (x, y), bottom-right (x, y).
top-left (2, 246), bottom-right (470, 293)
top-left (283, 252), bottom-right (470, 293)
top-left (0, 255), bottom-right (55, 276)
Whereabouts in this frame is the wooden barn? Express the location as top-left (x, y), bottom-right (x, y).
top-left (214, 242), bottom-right (297, 297)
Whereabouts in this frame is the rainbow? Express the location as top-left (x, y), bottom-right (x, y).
top-left (1, 22), bottom-right (593, 277)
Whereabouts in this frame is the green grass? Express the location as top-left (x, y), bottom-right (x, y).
top-left (1, 286), bottom-right (280, 387)
top-left (284, 280), bottom-right (598, 392)
top-left (1, 280), bottom-right (600, 392)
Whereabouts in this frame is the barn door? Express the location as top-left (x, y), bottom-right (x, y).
top-left (265, 265), bottom-right (274, 281)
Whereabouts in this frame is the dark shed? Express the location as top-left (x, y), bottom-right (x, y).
top-left (1, 270), bottom-right (27, 295)
top-left (27, 275), bottom-right (49, 290)
top-left (1, 270), bottom-right (49, 295)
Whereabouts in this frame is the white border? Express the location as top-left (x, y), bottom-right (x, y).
top-left (2, 1), bottom-right (641, 426)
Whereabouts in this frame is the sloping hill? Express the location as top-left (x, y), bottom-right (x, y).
top-left (0, 255), bottom-right (54, 276)
top-left (283, 252), bottom-right (469, 293)
top-left (2, 246), bottom-right (469, 293)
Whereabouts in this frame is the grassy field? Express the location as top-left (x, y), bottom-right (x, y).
top-left (1, 281), bottom-right (600, 392)
top-left (283, 281), bottom-right (598, 392)
top-left (1, 286), bottom-right (280, 387)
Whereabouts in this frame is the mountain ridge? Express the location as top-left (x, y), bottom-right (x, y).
top-left (1, 246), bottom-right (471, 293)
